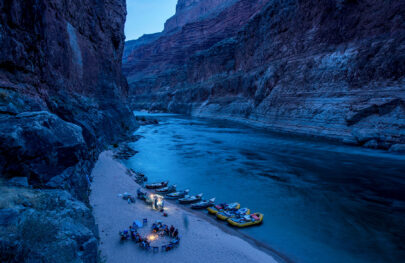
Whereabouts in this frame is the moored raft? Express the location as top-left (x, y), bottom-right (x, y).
top-left (191, 198), bottom-right (216, 209)
top-left (166, 189), bottom-right (189, 199)
top-left (207, 202), bottom-right (240, 215)
top-left (145, 181), bottom-right (168, 189)
top-left (216, 208), bottom-right (250, 221)
top-left (227, 213), bottom-right (263, 227)
top-left (178, 193), bottom-right (203, 204)
top-left (156, 184), bottom-right (176, 193)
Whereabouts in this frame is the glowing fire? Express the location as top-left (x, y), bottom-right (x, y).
top-left (147, 234), bottom-right (158, 241)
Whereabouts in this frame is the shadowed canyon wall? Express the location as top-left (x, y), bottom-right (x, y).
top-left (123, 0), bottom-right (405, 151)
top-left (0, 0), bottom-right (135, 261)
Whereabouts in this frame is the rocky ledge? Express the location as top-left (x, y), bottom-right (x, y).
top-left (0, 0), bottom-right (136, 262)
top-left (124, 0), bottom-right (405, 151)
top-left (0, 185), bottom-right (97, 262)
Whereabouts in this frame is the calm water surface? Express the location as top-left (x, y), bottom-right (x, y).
top-left (124, 112), bottom-right (405, 263)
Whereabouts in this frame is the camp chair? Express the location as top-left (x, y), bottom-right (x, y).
top-left (143, 218), bottom-right (148, 225)
top-left (170, 237), bottom-right (180, 246)
top-left (153, 246), bottom-right (159, 253)
top-left (161, 245), bottom-right (167, 252)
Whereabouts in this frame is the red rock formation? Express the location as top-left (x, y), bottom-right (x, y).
top-left (123, 0), bottom-right (268, 78)
top-left (124, 0), bottom-right (405, 151)
top-left (0, 0), bottom-right (136, 158)
top-left (164, 0), bottom-right (238, 33)
top-left (0, 1), bottom-right (135, 261)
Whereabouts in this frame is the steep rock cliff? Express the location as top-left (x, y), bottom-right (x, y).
top-left (124, 0), bottom-right (405, 151)
top-left (0, 0), bottom-right (135, 261)
top-left (123, 0), bottom-right (268, 78)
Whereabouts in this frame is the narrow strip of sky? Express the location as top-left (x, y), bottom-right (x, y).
top-left (125, 0), bottom-right (178, 41)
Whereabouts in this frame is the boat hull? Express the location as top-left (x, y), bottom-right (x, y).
top-left (178, 198), bottom-right (201, 204)
top-left (156, 187), bottom-right (176, 193)
top-left (207, 207), bottom-right (219, 214)
top-left (191, 203), bottom-right (213, 209)
top-left (216, 209), bottom-right (250, 221)
top-left (145, 181), bottom-right (168, 189)
top-left (166, 192), bottom-right (187, 199)
top-left (207, 203), bottom-right (240, 215)
top-left (227, 213), bottom-right (263, 227)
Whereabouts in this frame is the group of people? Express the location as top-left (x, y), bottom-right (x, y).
top-left (151, 222), bottom-right (179, 238)
top-left (119, 220), bottom-right (180, 252)
top-left (119, 222), bottom-right (147, 244)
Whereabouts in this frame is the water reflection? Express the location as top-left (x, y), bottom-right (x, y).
top-left (124, 112), bottom-right (405, 263)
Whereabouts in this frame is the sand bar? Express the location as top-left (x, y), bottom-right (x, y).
top-left (90, 151), bottom-right (279, 263)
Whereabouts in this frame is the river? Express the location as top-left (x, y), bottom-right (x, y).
top-left (123, 112), bottom-right (405, 263)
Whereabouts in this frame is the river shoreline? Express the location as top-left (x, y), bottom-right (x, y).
top-left (134, 110), bottom-right (405, 154)
top-left (90, 151), bottom-right (280, 263)
top-left (124, 112), bottom-right (405, 263)
top-left (164, 197), bottom-right (293, 263)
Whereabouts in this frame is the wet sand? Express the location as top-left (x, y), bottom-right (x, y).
top-left (90, 151), bottom-right (279, 263)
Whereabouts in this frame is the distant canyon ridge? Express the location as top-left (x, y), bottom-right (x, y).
top-left (123, 0), bottom-right (405, 151)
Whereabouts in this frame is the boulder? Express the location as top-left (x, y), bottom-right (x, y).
top-left (0, 209), bottom-right (19, 226)
top-left (0, 111), bottom-right (86, 187)
top-left (352, 128), bottom-right (380, 144)
top-left (389, 144), bottom-right (405, 153)
top-left (7, 177), bottom-right (29, 187)
top-left (0, 188), bottom-right (99, 263)
top-left (363, 139), bottom-right (380, 149)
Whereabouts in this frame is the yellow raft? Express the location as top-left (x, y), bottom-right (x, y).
top-left (227, 212), bottom-right (264, 227)
top-left (216, 208), bottom-right (250, 221)
top-left (207, 202), bottom-right (240, 215)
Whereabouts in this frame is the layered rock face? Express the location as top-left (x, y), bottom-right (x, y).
top-left (0, 0), bottom-right (135, 261)
top-left (124, 0), bottom-right (405, 151)
top-left (164, 0), bottom-right (239, 33)
top-left (123, 0), bottom-right (268, 78)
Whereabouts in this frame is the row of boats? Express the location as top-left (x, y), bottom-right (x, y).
top-left (145, 181), bottom-right (264, 228)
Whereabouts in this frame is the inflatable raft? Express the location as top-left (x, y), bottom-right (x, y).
top-left (178, 193), bottom-right (203, 204)
top-left (227, 213), bottom-right (263, 227)
top-left (145, 181), bottom-right (168, 189)
top-left (191, 198), bottom-right (215, 209)
top-left (216, 208), bottom-right (250, 221)
top-left (166, 189), bottom-right (189, 199)
top-left (156, 184), bottom-right (176, 193)
top-left (207, 202), bottom-right (240, 215)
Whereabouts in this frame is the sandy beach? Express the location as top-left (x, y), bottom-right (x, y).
top-left (90, 151), bottom-right (279, 263)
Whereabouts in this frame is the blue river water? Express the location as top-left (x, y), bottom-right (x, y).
top-left (123, 112), bottom-right (405, 263)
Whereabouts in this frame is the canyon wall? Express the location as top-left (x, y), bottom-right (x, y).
top-left (0, 0), bottom-right (135, 261)
top-left (123, 0), bottom-right (405, 151)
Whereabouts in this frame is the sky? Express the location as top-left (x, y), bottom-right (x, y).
top-left (125, 0), bottom-right (178, 41)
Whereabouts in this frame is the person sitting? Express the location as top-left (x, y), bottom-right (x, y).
top-left (171, 236), bottom-right (180, 245)
top-left (164, 225), bottom-right (169, 235)
top-left (140, 241), bottom-right (146, 249)
top-left (132, 221), bottom-right (139, 230)
top-left (120, 230), bottom-right (129, 240)
top-left (166, 244), bottom-right (173, 251)
top-left (173, 229), bottom-right (178, 238)
top-left (129, 226), bottom-right (137, 233)
top-left (130, 228), bottom-right (136, 240)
